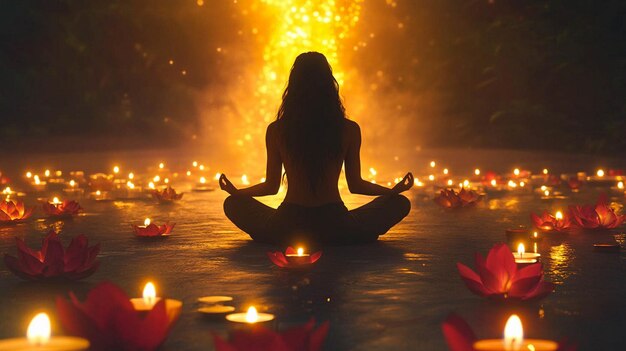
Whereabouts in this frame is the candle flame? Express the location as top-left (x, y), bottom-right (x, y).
top-left (618, 181), bottom-right (624, 190)
top-left (533, 231), bottom-right (538, 238)
top-left (186, 170), bottom-right (192, 176)
top-left (44, 169), bottom-right (50, 177)
top-left (192, 161), bottom-right (198, 167)
top-left (369, 167), bottom-right (377, 176)
top-left (149, 182), bottom-right (155, 189)
top-left (297, 247), bottom-right (304, 256)
top-left (474, 168), bottom-right (480, 176)
top-left (52, 197), bottom-right (60, 204)
top-left (200, 176), bottom-right (207, 184)
top-left (245, 306), bottom-right (259, 323)
top-left (27, 313), bottom-right (51, 345)
top-left (597, 169), bottom-right (605, 177)
top-left (95, 190), bottom-right (101, 195)
top-left (503, 314), bottom-right (523, 351)
top-left (428, 174), bottom-right (435, 181)
top-left (430, 161), bottom-right (436, 168)
top-left (26, 171), bottom-right (32, 178)
top-left (127, 181), bottom-right (135, 189)
top-left (241, 174), bottom-right (250, 185)
top-left (447, 179), bottom-right (453, 186)
top-left (517, 243), bottom-right (525, 257)
top-left (544, 190), bottom-right (550, 196)
top-left (443, 168), bottom-right (449, 175)
top-left (128, 172), bottom-right (134, 180)
top-left (34, 175), bottom-right (41, 185)
top-left (490, 179), bottom-right (497, 187)
top-left (143, 282), bottom-right (156, 306)
top-left (159, 163), bottom-right (165, 169)
top-left (555, 211), bottom-right (563, 220)
top-left (144, 218), bottom-right (151, 226)
top-left (69, 180), bottom-right (76, 187)
top-left (113, 166), bottom-right (120, 174)
top-left (153, 175), bottom-right (160, 182)
top-left (543, 168), bottom-right (549, 175)
top-left (513, 168), bottom-right (520, 176)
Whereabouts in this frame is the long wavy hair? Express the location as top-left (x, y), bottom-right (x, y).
top-left (276, 52), bottom-right (347, 191)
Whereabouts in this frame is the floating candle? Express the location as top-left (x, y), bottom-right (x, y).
top-left (473, 314), bottom-right (558, 351)
top-left (198, 296), bottom-right (233, 304)
top-left (0, 312), bottom-right (89, 351)
top-left (513, 243), bottom-right (540, 264)
top-left (285, 247), bottom-right (310, 265)
top-left (226, 306), bottom-right (274, 325)
top-left (130, 282), bottom-right (182, 323)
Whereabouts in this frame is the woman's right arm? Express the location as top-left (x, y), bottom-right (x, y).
top-left (344, 122), bottom-right (412, 195)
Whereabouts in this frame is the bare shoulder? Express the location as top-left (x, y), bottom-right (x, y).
top-left (343, 119), bottom-right (361, 142)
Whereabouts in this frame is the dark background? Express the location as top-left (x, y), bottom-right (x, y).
top-left (1, 0), bottom-right (625, 154)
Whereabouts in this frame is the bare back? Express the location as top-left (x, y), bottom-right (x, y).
top-left (270, 119), bottom-right (360, 206)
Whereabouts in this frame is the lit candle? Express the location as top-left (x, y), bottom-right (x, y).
top-left (113, 166), bottom-right (120, 175)
top-left (226, 306), bottom-right (274, 326)
top-left (597, 169), bottom-right (605, 177)
top-left (285, 247), bottom-right (310, 265)
top-left (618, 181), bottom-right (624, 190)
top-left (141, 218), bottom-right (151, 228)
top-left (129, 282), bottom-right (183, 325)
top-left (0, 312), bottom-right (89, 351)
top-left (473, 314), bottom-right (558, 351)
top-left (513, 243), bottom-right (540, 263)
top-left (474, 169), bottom-right (481, 176)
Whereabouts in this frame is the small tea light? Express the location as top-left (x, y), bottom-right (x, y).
top-left (285, 247), bottom-right (310, 265)
top-left (474, 314), bottom-right (558, 351)
top-left (513, 243), bottom-right (539, 264)
top-left (0, 312), bottom-right (89, 351)
top-left (226, 306), bottom-right (274, 326)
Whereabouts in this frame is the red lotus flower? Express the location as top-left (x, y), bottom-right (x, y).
top-left (152, 186), bottom-right (183, 203)
top-left (567, 177), bottom-right (582, 190)
top-left (3, 231), bottom-right (99, 281)
top-left (434, 188), bottom-right (482, 209)
top-left (456, 243), bottom-right (554, 301)
top-left (42, 200), bottom-right (82, 217)
top-left (132, 221), bottom-right (175, 237)
top-left (0, 199), bottom-right (33, 224)
top-left (569, 194), bottom-right (625, 230)
top-left (213, 318), bottom-right (329, 351)
top-left (56, 282), bottom-right (177, 351)
top-left (441, 314), bottom-right (576, 351)
top-left (267, 247), bottom-right (322, 268)
top-left (531, 211), bottom-right (572, 232)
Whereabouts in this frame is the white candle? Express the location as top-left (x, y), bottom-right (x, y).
top-left (226, 306), bottom-right (274, 325)
top-left (0, 313), bottom-right (89, 351)
top-left (474, 314), bottom-right (558, 351)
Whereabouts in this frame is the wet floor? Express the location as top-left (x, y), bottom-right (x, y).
top-left (1, 148), bottom-right (626, 350)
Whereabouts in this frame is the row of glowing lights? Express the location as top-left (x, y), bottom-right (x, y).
top-left (19, 302), bottom-right (529, 350)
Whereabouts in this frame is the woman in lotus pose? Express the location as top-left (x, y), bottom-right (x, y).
top-left (219, 52), bottom-right (413, 246)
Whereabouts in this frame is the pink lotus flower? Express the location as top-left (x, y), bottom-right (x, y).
top-left (152, 186), bottom-right (183, 203)
top-left (569, 194), bottom-right (625, 230)
top-left (3, 231), bottom-right (99, 281)
top-left (0, 199), bottom-right (33, 224)
top-left (56, 282), bottom-right (177, 351)
top-left (456, 243), bottom-right (554, 301)
top-left (267, 247), bottom-right (322, 268)
top-left (531, 211), bottom-right (572, 232)
top-left (213, 318), bottom-right (329, 351)
top-left (132, 221), bottom-right (175, 237)
top-left (42, 200), bottom-right (82, 217)
top-left (441, 314), bottom-right (576, 351)
top-left (434, 188), bottom-right (482, 209)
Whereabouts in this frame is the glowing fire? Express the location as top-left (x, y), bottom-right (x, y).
top-left (503, 314), bottom-right (523, 351)
top-left (245, 306), bottom-right (259, 323)
top-left (143, 282), bottom-right (157, 306)
top-left (517, 243), bottom-right (525, 257)
top-left (233, 0), bottom-right (364, 168)
top-left (27, 313), bottom-right (51, 345)
top-left (297, 247), bottom-right (304, 256)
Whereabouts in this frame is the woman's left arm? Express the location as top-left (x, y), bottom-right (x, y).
top-left (226, 123), bottom-right (282, 197)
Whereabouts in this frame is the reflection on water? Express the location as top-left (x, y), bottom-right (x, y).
top-left (487, 198), bottom-right (520, 211)
top-left (546, 243), bottom-right (575, 285)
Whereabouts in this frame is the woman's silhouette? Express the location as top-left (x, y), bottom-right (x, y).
top-left (219, 52), bottom-right (413, 246)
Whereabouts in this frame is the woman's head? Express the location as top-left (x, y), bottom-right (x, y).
top-left (276, 52), bottom-right (347, 190)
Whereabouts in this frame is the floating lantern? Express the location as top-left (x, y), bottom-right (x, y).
top-left (569, 194), bottom-right (625, 230)
top-left (0, 200), bottom-right (33, 224)
top-left (531, 210), bottom-right (572, 232)
top-left (268, 246), bottom-right (322, 268)
top-left (153, 186), bottom-right (183, 203)
top-left (434, 188), bottom-right (481, 209)
top-left (473, 314), bottom-right (558, 351)
top-left (42, 198), bottom-right (82, 218)
top-left (132, 219), bottom-right (175, 237)
top-left (0, 312), bottom-right (89, 351)
top-left (456, 243), bottom-right (554, 301)
top-left (4, 231), bottom-right (99, 281)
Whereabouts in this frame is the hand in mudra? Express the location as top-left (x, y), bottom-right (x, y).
top-left (391, 172), bottom-right (414, 194)
top-left (219, 174), bottom-right (238, 195)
